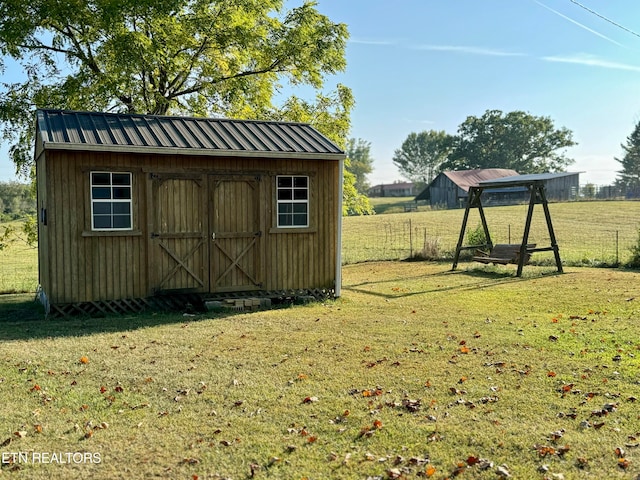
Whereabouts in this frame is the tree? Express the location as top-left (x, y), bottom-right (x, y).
top-left (345, 138), bottom-right (373, 194)
top-left (0, 0), bottom-right (350, 177)
top-left (392, 130), bottom-right (453, 184)
top-left (443, 110), bottom-right (576, 173)
top-left (615, 119), bottom-right (640, 189)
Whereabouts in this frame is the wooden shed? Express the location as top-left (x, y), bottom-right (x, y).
top-left (34, 110), bottom-right (345, 316)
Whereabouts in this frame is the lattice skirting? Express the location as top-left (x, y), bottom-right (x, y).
top-left (44, 288), bottom-right (335, 318)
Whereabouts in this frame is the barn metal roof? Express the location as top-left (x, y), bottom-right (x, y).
top-left (414, 168), bottom-right (518, 201)
top-left (35, 109), bottom-right (345, 160)
top-left (478, 172), bottom-right (580, 188)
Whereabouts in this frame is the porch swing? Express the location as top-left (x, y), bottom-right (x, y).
top-left (451, 174), bottom-right (564, 277)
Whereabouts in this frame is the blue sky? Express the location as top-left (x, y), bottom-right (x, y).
top-left (2, 0), bottom-right (640, 186)
top-left (314, 0), bottom-right (640, 186)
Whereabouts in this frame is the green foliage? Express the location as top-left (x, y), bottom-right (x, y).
top-left (466, 222), bottom-right (488, 247)
top-left (392, 130), bottom-right (453, 183)
top-left (22, 214), bottom-right (38, 247)
top-left (627, 227), bottom-right (640, 268)
top-left (615, 119), bottom-right (640, 189)
top-left (342, 162), bottom-right (375, 216)
top-left (444, 109), bottom-right (577, 173)
top-left (345, 138), bottom-right (373, 194)
top-left (0, 224), bottom-right (15, 251)
top-left (0, 181), bottom-right (35, 220)
top-left (0, 0), bottom-right (350, 175)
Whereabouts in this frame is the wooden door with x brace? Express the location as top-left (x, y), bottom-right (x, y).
top-left (149, 172), bottom-right (208, 294)
top-left (209, 175), bottom-right (263, 292)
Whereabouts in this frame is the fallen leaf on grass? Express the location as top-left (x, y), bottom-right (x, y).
top-left (79, 356), bottom-right (89, 364)
top-left (496, 464), bottom-right (511, 477)
top-left (302, 396), bottom-right (318, 404)
top-left (618, 458), bottom-right (631, 469)
top-left (425, 465), bottom-right (436, 477)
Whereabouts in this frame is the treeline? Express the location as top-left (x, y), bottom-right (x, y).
top-left (0, 182), bottom-right (36, 221)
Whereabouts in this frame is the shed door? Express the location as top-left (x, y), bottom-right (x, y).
top-left (209, 176), bottom-right (262, 292)
top-left (150, 173), bottom-right (208, 293)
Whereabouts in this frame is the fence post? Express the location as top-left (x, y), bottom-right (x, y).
top-left (616, 230), bottom-right (619, 265)
top-left (409, 219), bottom-right (413, 258)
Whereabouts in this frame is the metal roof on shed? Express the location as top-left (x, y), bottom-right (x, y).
top-left (35, 109), bottom-right (345, 160)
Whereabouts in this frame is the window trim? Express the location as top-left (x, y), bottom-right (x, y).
top-left (90, 171), bottom-right (133, 231)
top-left (276, 175), bottom-right (310, 229)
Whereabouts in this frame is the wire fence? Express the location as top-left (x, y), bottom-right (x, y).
top-left (344, 200), bottom-right (640, 266)
top-left (341, 217), bottom-right (639, 267)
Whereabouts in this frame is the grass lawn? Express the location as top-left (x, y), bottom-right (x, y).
top-left (1, 262), bottom-right (640, 479)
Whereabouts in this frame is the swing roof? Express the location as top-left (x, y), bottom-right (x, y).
top-left (477, 172), bottom-right (579, 189)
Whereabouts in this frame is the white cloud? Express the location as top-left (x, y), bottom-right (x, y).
top-left (349, 38), bottom-right (398, 46)
top-left (414, 45), bottom-right (525, 57)
top-left (542, 53), bottom-right (640, 72)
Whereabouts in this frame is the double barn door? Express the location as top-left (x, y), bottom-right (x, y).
top-left (150, 173), bottom-right (262, 294)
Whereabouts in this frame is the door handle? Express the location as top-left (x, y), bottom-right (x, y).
top-left (211, 232), bottom-right (216, 241)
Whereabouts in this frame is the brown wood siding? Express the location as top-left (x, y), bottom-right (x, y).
top-left (36, 154), bottom-right (50, 299)
top-left (39, 150), bottom-right (339, 304)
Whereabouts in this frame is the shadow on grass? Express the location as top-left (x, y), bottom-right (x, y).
top-left (0, 293), bottom-right (241, 341)
top-left (342, 263), bottom-right (565, 299)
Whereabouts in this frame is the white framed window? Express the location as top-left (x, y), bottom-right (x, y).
top-left (90, 172), bottom-right (133, 230)
top-left (276, 175), bottom-right (309, 228)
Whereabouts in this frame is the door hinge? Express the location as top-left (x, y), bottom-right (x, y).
top-left (150, 232), bottom-right (160, 239)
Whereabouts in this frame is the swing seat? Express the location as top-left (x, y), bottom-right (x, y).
top-left (472, 244), bottom-right (536, 265)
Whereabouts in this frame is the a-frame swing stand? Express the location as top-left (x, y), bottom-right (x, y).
top-left (451, 178), bottom-right (563, 276)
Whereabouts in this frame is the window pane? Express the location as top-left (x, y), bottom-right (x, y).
top-left (277, 176), bottom-right (292, 188)
top-left (294, 177), bottom-right (308, 188)
top-left (92, 187), bottom-right (111, 199)
top-left (293, 189), bottom-right (308, 200)
top-left (93, 215), bottom-right (112, 229)
top-left (293, 203), bottom-right (307, 213)
top-left (93, 202), bottom-right (111, 215)
top-left (112, 187), bottom-right (131, 199)
top-left (277, 189), bottom-right (292, 201)
top-left (278, 203), bottom-right (293, 214)
top-left (92, 172), bottom-right (110, 185)
top-left (278, 214), bottom-right (292, 226)
top-left (112, 173), bottom-right (131, 186)
top-left (293, 213), bottom-right (308, 226)
top-left (113, 215), bottom-right (132, 229)
top-left (112, 203), bottom-right (131, 214)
